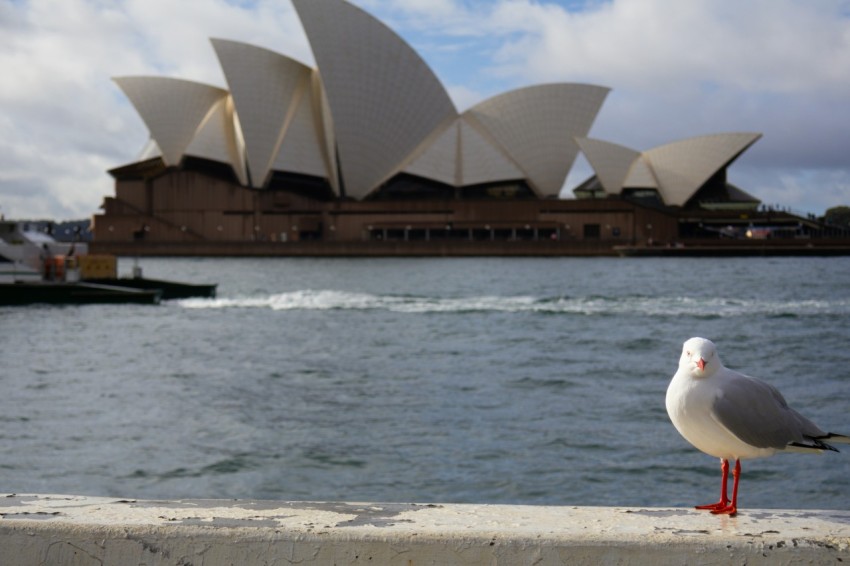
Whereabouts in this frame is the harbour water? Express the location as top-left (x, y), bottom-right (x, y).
top-left (2, 256), bottom-right (849, 511)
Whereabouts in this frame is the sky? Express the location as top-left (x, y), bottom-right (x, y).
top-left (1, 0), bottom-right (849, 220)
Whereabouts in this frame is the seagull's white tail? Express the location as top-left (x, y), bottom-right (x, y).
top-left (821, 433), bottom-right (850, 445)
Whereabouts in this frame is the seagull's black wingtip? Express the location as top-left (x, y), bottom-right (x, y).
top-left (788, 441), bottom-right (838, 453)
top-left (787, 435), bottom-right (844, 453)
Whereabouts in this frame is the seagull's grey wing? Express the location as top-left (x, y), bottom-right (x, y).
top-left (711, 373), bottom-right (826, 450)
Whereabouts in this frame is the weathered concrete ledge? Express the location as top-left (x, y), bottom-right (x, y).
top-left (1, 494), bottom-right (848, 565)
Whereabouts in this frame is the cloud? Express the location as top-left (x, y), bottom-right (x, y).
top-left (0, 0), bottom-right (311, 220)
top-left (0, 0), bottom-right (849, 219)
top-left (480, 0), bottom-right (850, 94)
top-left (734, 167), bottom-right (850, 215)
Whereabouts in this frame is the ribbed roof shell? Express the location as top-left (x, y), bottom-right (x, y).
top-left (270, 75), bottom-right (337, 189)
top-left (403, 121), bottom-right (460, 187)
top-left (184, 95), bottom-right (248, 185)
top-left (578, 133), bottom-right (762, 206)
top-left (211, 38), bottom-right (335, 189)
top-left (467, 84), bottom-right (610, 196)
top-left (643, 133), bottom-right (762, 206)
top-left (405, 84), bottom-right (609, 193)
top-left (114, 76), bottom-right (230, 168)
top-left (459, 118), bottom-right (526, 186)
top-left (575, 138), bottom-right (643, 194)
top-left (292, 0), bottom-right (458, 199)
top-left (623, 157), bottom-right (659, 189)
top-left (403, 117), bottom-right (527, 187)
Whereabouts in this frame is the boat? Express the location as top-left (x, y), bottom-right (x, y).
top-left (0, 220), bottom-right (214, 305)
top-left (89, 274), bottom-right (216, 300)
top-left (0, 281), bottom-right (162, 306)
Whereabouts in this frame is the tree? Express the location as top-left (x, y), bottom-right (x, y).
top-left (824, 206), bottom-right (850, 228)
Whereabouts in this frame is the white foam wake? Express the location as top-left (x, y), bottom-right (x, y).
top-left (177, 290), bottom-right (848, 317)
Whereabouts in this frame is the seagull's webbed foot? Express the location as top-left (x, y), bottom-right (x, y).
top-left (709, 504), bottom-right (737, 516)
top-left (695, 500), bottom-right (729, 511)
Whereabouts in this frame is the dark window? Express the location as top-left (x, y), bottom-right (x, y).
top-left (583, 224), bottom-right (601, 238)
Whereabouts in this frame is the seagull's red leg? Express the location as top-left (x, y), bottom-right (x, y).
top-left (710, 459), bottom-right (740, 516)
top-left (696, 458), bottom-right (729, 511)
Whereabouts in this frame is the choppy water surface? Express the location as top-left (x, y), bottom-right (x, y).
top-left (2, 256), bottom-right (849, 511)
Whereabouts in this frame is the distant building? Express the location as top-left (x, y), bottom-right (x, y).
top-left (93, 0), bottom-right (829, 256)
top-left (9, 220), bottom-right (92, 242)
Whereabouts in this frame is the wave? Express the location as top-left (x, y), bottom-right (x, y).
top-left (177, 290), bottom-right (849, 317)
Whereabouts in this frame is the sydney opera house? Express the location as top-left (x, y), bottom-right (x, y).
top-left (93, 0), bottom-right (825, 256)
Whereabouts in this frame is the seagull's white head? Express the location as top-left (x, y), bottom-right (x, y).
top-left (679, 337), bottom-right (721, 378)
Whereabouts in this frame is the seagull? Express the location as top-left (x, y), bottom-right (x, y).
top-left (666, 337), bottom-right (849, 516)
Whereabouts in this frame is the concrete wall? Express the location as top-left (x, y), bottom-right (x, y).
top-left (1, 494), bottom-right (848, 565)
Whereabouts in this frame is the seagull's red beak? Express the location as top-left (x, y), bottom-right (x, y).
top-left (697, 358), bottom-right (706, 371)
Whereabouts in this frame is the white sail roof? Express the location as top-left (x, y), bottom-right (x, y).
top-left (184, 95), bottom-right (248, 185)
top-left (643, 133), bottom-right (762, 206)
top-left (468, 84), bottom-right (610, 196)
top-left (292, 0), bottom-right (458, 199)
top-left (578, 133), bottom-right (762, 206)
top-left (403, 120), bottom-right (461, 187)
top-left (211, 38), bottom-right (334, 189)
top-left (576, 138), bottom-right (644, 194)
top-left (458, 118), bottom-right (525, 186)
top-left (114, 76), bottom-right (229, 167)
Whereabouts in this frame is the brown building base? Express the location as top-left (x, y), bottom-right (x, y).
top-left (89, 239), bottom-right (620, 257)
top-left (93, 165), bottom-right (850, 257)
